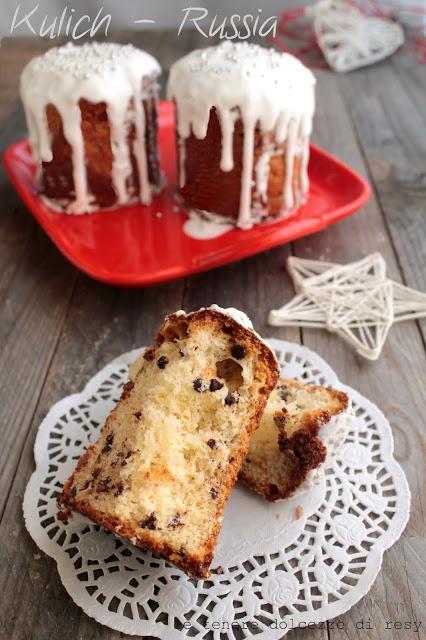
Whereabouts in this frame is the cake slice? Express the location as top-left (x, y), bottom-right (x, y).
top-left (239, 379), bottom-right (349, 501)
top-left (58, 307), bottom-right (279, 577)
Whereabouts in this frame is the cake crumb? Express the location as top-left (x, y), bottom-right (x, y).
top-left (296, 505), bottom-right (303, 519)
top-left (215, 566), bottom-right (224, 574)
top-left (33, 553), bottom-right (41, 560)
top-left (57, 509), bottom-right (72, 524)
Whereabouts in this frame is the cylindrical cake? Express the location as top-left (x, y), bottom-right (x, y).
top-left (167, 42), bottom-right (315, 229)
top-left (20, 42), bottom-right (162, 214)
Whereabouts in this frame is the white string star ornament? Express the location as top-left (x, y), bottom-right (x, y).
top-left (269, 253), bottom-right (426, 360)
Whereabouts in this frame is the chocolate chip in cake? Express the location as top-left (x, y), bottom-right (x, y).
top-left (133, 411), bottom-right (142, 419)
top-left (209, 378), bottom-right (224, 392)
top-left (231, 344), bottom-right (245, 359)
top-left (57, 510), bottom-right (71, 524)
top-left (278, 433), bottom-right (290, 451)
top-left (207, 438), bottom-right (217, 449)
top-left (168, 512), bottom-right (184, 529)
top-left (98, 477), bottom-right (112, 492)
top-left (157, 355), bottom-right (169, 369)
top-left (193, 378), bottom-right (208, 392)
top-left (278, 385), bottom-right (291, 401)
top-left (143, 348), bottom-right (155, 361)
top-left (179, 350), bottom-right (185, 358)
top-left (224, 392), bottom-right (238, 406)
top-left (121, 380), bottom-right (134, 400)
top-left (70, 486), bottom-right (77, 497)
top-left (269, 484), bottom-right (279, 495)
top-left (222, 325), bottom-right (234, 336)
top-left (139, 512), bottom-right (157, 530)
top-left (274, 411), bottom-right (288, 429)
top-left (81, 480), bottom-right (90, 490)
top-left (101, 434), bottom-right (114, 454)
top-left (209, 487), bottom-right (218, 500)
top-left (114, 483), bottom-right (124, 497)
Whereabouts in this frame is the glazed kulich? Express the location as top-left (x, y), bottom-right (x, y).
top-left (20, 42), bottom-right (161, 213)
top-left (167, 42), bottom-right (315, 229)
top-left (58, 307), bottom-right (279, 578)
top-left (239, 379), bottom-right (349, 501)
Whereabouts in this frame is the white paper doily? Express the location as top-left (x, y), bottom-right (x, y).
top-left (23, 339), bottom-right (410, 638)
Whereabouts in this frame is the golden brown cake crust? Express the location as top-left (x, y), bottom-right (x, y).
top-left (58, 308), bottom-right (279, 578)
top-left (239, 379), bottom-right (348, 502)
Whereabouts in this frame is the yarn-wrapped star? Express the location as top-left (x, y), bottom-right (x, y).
top-left (269, 253), bottom-right (426, 360)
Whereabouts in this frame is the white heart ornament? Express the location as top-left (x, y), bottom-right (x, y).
top-left (309, 0), bottom-right (404, 72)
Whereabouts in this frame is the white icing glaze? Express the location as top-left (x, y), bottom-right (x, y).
top-left (208, 305), bottom-right (254, 331)
top-left (167, 42), bottom-right (315, 229)
top-left (183, 213), bottom-right (233, 240)
top-left (20, 42), bottom-right (161, 214)
top-left (168, 306), bottom-right (256, 332)
top-left (255, 146), bottom-right (274, 205)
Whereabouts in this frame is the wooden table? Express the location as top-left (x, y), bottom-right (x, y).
top-left (0, 32), bottom-right (425, 640)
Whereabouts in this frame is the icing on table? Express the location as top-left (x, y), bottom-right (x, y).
top-left (167, 42), bottom-right (315, 229)
top-left (20, 42), bottom-right (161, 214)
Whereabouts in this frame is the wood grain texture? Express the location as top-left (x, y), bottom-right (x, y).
top-left (337, 55), bottom-right (426, 341)
top-left (0, 35), bottom-right (424, 640)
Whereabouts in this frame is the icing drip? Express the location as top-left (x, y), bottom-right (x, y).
top-left (255, 147), bottom-right (273, 205)
top-left (168, 42), bottom-right (315, 229)
top-left (283, 119), bottom-right (297, 210)
top-left (20, 42), bottom-right (161, 214)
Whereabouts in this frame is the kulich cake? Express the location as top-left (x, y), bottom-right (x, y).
top-left (167, 42), bottom-right (315, 229)
top-left (58, 307), bottom-right (279, 577)
top-left (239, 379), bottom-right (350, 501)
top-left (20, 42), bottom-right (162, 213)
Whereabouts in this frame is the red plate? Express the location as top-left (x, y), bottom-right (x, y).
top-left (3, 101), bottom-right (370, 287)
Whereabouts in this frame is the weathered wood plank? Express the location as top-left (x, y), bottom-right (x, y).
top-left (294, 67), bottom-right (426, 640)
top-left (337, 55), bottom-right (426, 341)
top-left (391, 52), bottom-right (426, 126)
top-left (0, 47), bottom-right (79, 518)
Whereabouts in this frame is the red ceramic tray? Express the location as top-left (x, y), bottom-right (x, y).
top-left (3, 101), bottom-right (370, 287)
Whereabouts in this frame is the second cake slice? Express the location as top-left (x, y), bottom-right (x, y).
top-left (58, 307), bottom-right (278, 577)
top-left (239, 379), bottom-right (350, 501)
